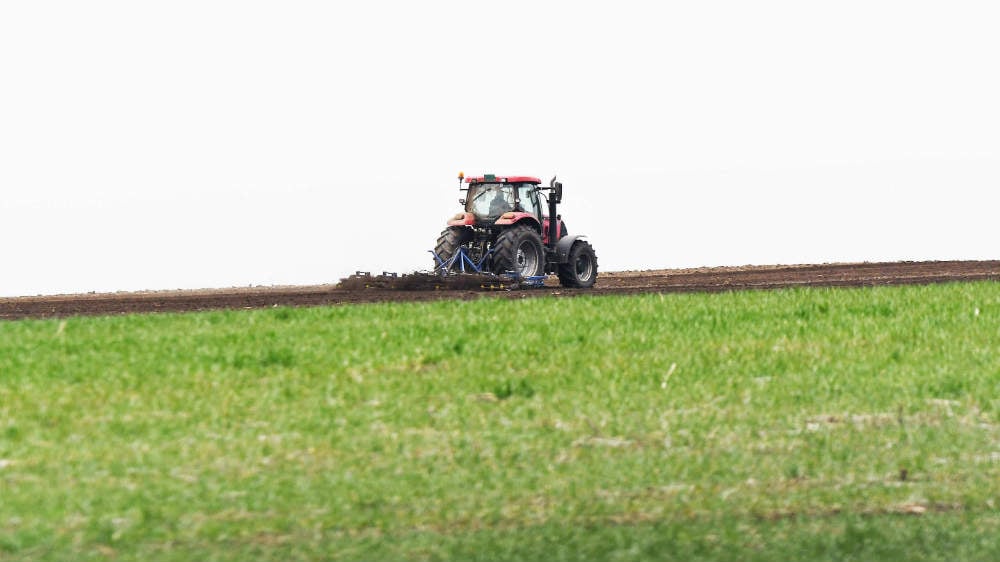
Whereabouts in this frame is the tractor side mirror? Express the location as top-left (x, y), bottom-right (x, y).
top-left (553, 182), bottom-right (563, 204)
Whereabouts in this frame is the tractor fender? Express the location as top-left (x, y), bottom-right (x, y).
top-left (554, 235), bottom-right (587, 263)
top-left (495, 212), bottom-right (541, 231)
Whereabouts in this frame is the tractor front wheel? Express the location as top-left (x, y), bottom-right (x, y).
top-left (433, 227), bottom-right (472, 271)
top-left (492, 225), bottom-right (545, 277)
top-left (557, 241), bottom-right (598, 288)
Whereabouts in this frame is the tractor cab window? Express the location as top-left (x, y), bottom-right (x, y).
top-left (466, 183), bottom-right (514, 219)
top-left (517, 184), bottom-right (541, 218)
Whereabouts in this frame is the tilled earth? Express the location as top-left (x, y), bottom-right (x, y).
top-left (3, 260), bottom-right (999, 320)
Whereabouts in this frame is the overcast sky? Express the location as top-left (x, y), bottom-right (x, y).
top-left (1, 1), bottom-right (997, 297)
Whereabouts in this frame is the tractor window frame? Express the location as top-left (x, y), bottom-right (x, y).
top-left (516, 184), bottom-right (542, 218)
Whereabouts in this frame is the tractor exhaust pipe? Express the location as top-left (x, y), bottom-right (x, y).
top-left (548, 176), bottom-right (562, 250)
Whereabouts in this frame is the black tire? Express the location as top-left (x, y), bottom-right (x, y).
top-left (433, 227), bottom-right (471, 271)
top-left (558, 241), bottom-right (598, 288)
top-left (492, 224), bottom-right (545, 277)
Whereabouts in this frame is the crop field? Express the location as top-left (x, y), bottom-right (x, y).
top-left (3, 281), bottom-right (1000, 560)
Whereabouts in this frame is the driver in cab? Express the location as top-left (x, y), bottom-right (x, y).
top-left (490, 189), bottom-right (512, 216)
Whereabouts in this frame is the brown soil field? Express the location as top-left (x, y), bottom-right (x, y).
top-left (2, 260), bottom-right (999, 321)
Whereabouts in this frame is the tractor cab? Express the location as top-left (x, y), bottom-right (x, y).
top-left (462, 175), bottom-right (543, 222)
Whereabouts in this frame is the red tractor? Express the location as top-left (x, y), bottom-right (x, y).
top-left (433, 173), bottom-right (598, 288)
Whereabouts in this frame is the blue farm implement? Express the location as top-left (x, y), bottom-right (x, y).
top-left (428, 246), bottom-right (547, 288)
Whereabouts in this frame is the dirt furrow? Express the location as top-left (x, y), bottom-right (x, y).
top-left (2, 260), bottom-right (998, 320)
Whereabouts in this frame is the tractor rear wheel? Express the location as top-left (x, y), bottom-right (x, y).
top-left (557, 241), bottom-right (598, 288)
top-left (433, 227), bottom-right (472, 271)
top-left (492, 225), bottom-right (545, 277)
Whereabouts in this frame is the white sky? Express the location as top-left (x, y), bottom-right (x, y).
top-left (1, 1), bottom-right (998, 297)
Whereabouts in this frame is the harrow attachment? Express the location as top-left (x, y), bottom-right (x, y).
top-left (337, 248), bottom-right (548, 292)
top-left (428, 246), bottom-right (547, 288)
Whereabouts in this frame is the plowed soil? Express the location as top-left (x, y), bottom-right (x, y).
top-left (3, 260), bottom-right (999, 320)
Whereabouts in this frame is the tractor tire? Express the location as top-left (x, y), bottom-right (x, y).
top-left (557, 241), bottom-right (598, 288)
top-left (433, 227), bottom-right (471, 271)
top-left (492, 224), bottom-right (545, 277)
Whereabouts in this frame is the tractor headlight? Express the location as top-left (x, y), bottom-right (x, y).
top-left (500, 212), bottom-right (516, 219)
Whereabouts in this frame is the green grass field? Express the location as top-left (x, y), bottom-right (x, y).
top-left (3, 282), bottom-right (1000, 561)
